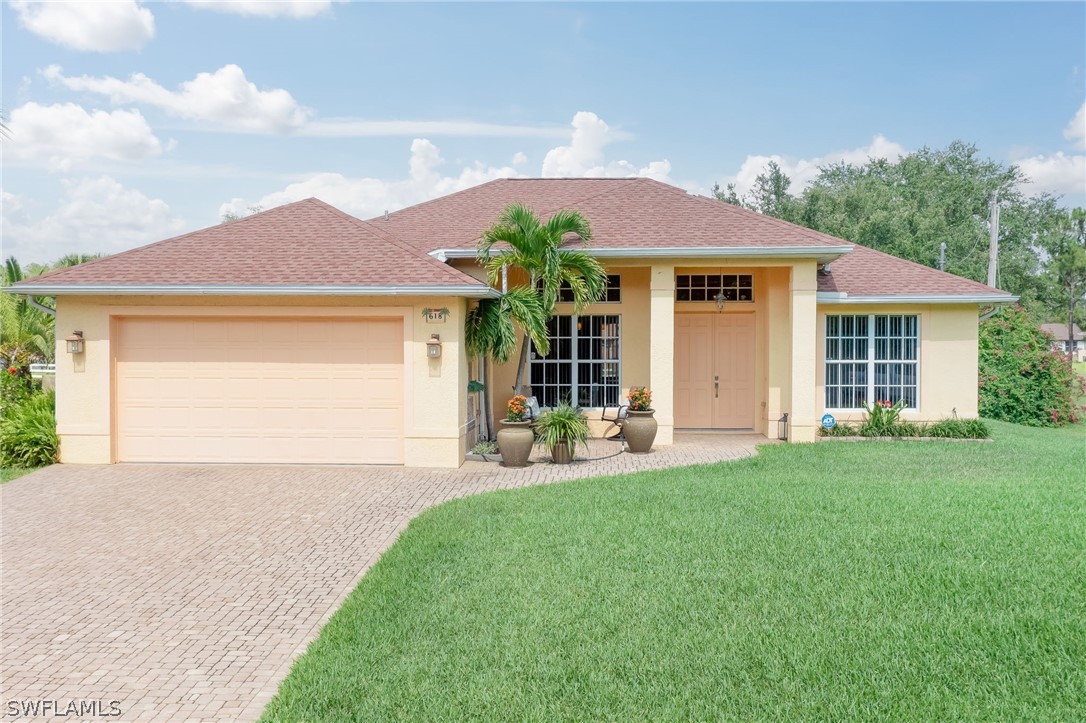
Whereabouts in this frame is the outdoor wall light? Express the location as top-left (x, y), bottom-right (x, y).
top-left (777, 412), bottom-right (789, 441)
top-left (426, 333), bottom-right (442, 358)
top-left (714, 290), bottom-right (727, 312)
top-left (65, 331), bottom-right (85, 355)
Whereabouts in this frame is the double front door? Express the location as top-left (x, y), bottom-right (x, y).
top-left (675, 314), bottom-right (755, 429)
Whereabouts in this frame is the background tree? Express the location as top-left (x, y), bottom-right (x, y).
top-left (714, 141), bottom-right (1080, 325)
top-left (747, 161), bottom-right (796, 218)
top-left (474, 203), bottom-right (608, 396)
top-left (1047, 208), bottom-right (1086, 352)
top-left (1, 258), bottom-right (52, 367)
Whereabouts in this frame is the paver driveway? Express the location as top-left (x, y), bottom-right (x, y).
top-left (1, 434), bottom-right (766, 722)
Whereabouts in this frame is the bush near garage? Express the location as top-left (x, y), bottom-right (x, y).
top-left (0, 366), bottom-right (58, 468)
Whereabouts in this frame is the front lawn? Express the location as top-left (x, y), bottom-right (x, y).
top-left (263, 421), bottom-right (1085, 721)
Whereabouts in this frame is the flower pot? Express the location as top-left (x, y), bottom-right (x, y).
top-left (549, 441), bottom-right (575, 465)
top-left (624, 409), bottom-right (657, 453)
top-left (496, 420), bottom-right (534, 467)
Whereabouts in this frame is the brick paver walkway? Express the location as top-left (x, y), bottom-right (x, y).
top-left (1, 434), bottom-right (768, 722)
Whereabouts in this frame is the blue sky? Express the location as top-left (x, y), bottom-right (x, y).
top-left (2, 1), bottom-right (1084, 264)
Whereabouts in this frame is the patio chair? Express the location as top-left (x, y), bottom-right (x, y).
top-left (600, 403), bottom-right (629, 441)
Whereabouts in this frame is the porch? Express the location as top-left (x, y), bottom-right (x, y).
top-left (482, 259), bottom-right (821, 444)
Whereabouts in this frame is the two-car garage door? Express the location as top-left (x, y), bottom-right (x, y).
top-left (115, 317), bottom-right (404, 464)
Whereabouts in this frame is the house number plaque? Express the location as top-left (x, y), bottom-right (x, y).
top-left (423, 307), bottom-right (450, 324)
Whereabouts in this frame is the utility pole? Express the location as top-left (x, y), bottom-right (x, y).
top-left (987, 191), bottom-right (1000, 288)
top-left (939, 242), bottom-right (946, 272)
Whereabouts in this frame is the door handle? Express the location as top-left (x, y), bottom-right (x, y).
top-left (714, 375), bottom-right (719, 398)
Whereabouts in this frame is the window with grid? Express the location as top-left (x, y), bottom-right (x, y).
top-left (825, 315), bottom-right (869, 410)
top-left (825, 314), bottom-right (919, 410)
top-left (540, 274), bottom-right (621, 303)
top-left (675, 274), bottom-right (753, 302)
top-left (874, 315), bottom-right (919, 408)
top-left (529, 315), bottom-right (621, 408)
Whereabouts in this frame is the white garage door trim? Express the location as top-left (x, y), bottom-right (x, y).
top-left (112, 314), bottom-right (408, 465)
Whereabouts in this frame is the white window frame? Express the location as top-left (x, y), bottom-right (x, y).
top-left (529, 314), bottom-right (622, 409)
top-left (825, 314), bottom-right (921, 413)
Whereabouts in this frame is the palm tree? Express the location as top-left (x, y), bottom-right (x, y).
top-left (1, 258), bottom-right (54, 366)
top-left (470, 202), bottom-right (608, 396)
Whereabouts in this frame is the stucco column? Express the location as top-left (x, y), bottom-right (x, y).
top-left (649, 264), bottom-right (675, 445)
top-left (789, 261), bottom-right (819, 442)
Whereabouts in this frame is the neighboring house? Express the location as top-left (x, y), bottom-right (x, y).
top-left (1040, 323), bottom-right (1086, 362)
top-left (7, 179), bottom-right (1016, 468)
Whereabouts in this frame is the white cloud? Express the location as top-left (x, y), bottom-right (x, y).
top-left (44, 64), bottom-right (311, 134)
top-left (300, 119), bottom-right (567, 138)
top-left (10, 0), bottom-right (154, 52)
top-left (184, 0), bottom-right (337, 18)
top-left (219, 112), bottom-right (690, 219)
top-left (727, 135), bottom-right (907, 198)
top-left (39, 65), bottom-right (580, 139)
top-left (1017, 152), bottom-right (1086, 197)
top-left (219, 138), bottom-right (522, 219)
top-left (541, 111), bottom-right (671, 181)
top-left (1, 178), bottom-right (186, 262)
top-left (4, 102), bottom-right (164, 171)
top-left (1064, 101), bottom-right (1085, 151)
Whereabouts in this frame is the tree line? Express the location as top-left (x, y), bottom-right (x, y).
top-left (712, 141), bottom-right (1086, 333)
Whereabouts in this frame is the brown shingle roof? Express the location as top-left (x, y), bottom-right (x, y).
top-left (376, 178), bottom-right (849, 251)
top-left (9, 178), bottom-right (1011, 300)
top-left (14, 199), bottom-right (488, 292)
top-left (376, 178), bottom-right (1010, 299)
top-left (816, 244), bottom-right (1007, 297)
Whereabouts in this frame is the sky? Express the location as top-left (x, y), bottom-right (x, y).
top-left (2, 0), bottom-right (1084, 264)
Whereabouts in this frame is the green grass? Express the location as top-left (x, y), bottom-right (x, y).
top-left (0, 467), bottom-right (39, 484)
top-left (263, 421), bottom-right (1086, 722)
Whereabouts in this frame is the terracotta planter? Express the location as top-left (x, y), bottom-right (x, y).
top-left (549, 442), bottom-right (575, 465)
top-left (624, 409), bottom-right (657, 453)
top-left (496, 420), bottom-right (534, 467)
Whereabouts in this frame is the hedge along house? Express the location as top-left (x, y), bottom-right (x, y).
top-left (9, 179), bottom-right (1016, 468)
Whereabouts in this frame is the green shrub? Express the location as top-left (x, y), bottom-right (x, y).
top-left (0, 389), bottom-right (58, 468)
top-left (926, 418), bottom-right (990, 439)
top-left (818, 421), bottom-right (858, 437)
top-left (470, 440), bottom-right (498, 455)
top-left (979, 306), bottom-right (1083, 426)
top-left (1, 365), bottom-right (36, 418)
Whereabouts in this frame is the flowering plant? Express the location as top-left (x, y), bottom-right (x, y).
top-left (506, 395), bottom-right (529, 422)
top-left (1, 364), bottom-right (34, 418)
top-left (627, 386), bottom-right (652, 412)
top-left (860, 398), bottom-right (906, 436)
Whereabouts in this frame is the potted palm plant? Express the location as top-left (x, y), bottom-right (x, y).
top-left (496, 395), bottom-right (534, 467)
top-left (624, 386), bottom-right (657, 453)
top-left (534, 401), bottom-right (589, 464)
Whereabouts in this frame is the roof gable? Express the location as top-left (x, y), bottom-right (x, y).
top-left (16, 199), bottom-right (487, 292)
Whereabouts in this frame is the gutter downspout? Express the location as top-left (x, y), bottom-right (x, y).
top-left (24, 295), bottom-right (57, 317)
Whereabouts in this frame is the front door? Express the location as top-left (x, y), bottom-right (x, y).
top-left (675, 314), bottom-right (755, 429)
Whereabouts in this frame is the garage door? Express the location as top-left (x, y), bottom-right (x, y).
top-left (115, 317), bottom-right (404, 464)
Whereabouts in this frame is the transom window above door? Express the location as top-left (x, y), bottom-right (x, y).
top-left (676, 274), bottom-right (753, 302)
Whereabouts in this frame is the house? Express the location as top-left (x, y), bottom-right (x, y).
top-left (1040, 323), bottom-right (1086, 362)
top-left (8, 179), bottom-right (1016, 468)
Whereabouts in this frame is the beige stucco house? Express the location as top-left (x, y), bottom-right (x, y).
top-left (9, 179), bottom-right (1016, 468)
